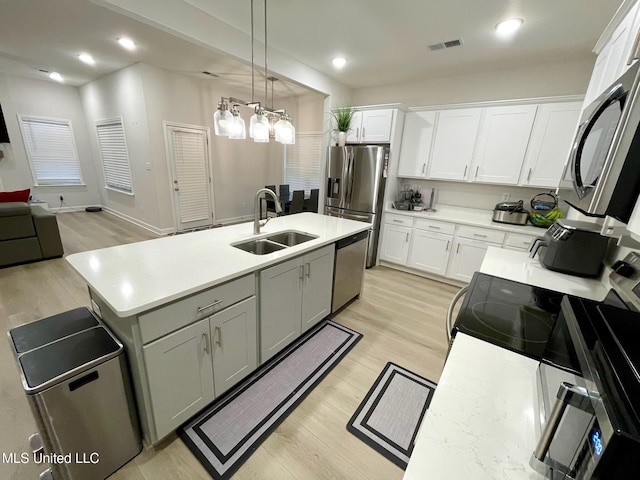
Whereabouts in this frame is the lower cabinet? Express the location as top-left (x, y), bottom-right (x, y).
top-left (143, 318), bottom-right (215, 441)
top-left (446, 238), bottom-right (491, 282)
top-left (380, 224), bottom-right (412, 264)
top-left (407, 230), bottom-right (452, 275)
top-left (143, 294), bottom-right (257, 441)
top-left (210, 296), bottom-right (257, 396)
top-left (260, 244), bottom-right (334, 363)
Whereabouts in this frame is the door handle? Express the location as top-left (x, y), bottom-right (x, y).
top-left (356, 127), bottom-right (360, 140)
top-left (527, 167), bottom-right (532, 182)
top-left (463, 165), bottom-right (468, 178)
top-left (305, 262), bottom-right (311, 278)
top-left (475, 166), bottom-right (479, 179)
top-left (422, 163), bottom-right (426, 175)
top-left (299, 265), bottom-right (304, 280)
top-left (456, 243), bottom-right (460, 254)
top-left (361, 127), bottom-right (365, 139)
top-left (446, 240), bottom-right (450, 251)
top-left (405, 232), bottom-right (409, 242)
top-left (203, 332), bottom-right (210, 354)
top-left (215, 326), bottom-right (222, 347)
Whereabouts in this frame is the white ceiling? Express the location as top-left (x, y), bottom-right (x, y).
top-left (0, 0), bottom-right (624, 96)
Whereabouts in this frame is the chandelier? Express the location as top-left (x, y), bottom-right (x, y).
top-left (213, 0), bottom-right (295, 144)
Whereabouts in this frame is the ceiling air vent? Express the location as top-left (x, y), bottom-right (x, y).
top-left (428, 38), bottom-right (464, 51)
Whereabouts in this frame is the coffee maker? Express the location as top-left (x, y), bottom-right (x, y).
top-left (529, 219), bottom-right (609, 277)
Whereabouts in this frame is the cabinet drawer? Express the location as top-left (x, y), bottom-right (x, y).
top-left (414, 218), bottom-right (455, 235)
top-left (139, 274), bottom-right (255, 343)
top-left (384, 213), bottom-right (413, 227)
top-left (504, 232), bottom-right (537, 251)
top-left (456, 225), bottom-right (505, 244)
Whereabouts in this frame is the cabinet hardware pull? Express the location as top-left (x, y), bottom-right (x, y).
top-left (628, 27), bottom-right (640, 65)
top-left (405, 232), bottom-right (409, 242)
top-left (393, 219), bottom-right (403, 223)
top-left (522, 240), bottom-right (530, 244)
top-left (527, 167), bottom-right (532, 182)
top-left (299, 265), bottom-right (304, 280)
top-left (362, 127), bottom-right (365, 139)
top-left (473, 233), bottom-right (487, 238)
top-left (174, 187), bottom-right (179, 191)
top-left (203, 332), bottom-right (210, 354)
top-left (428, 225), bottom-right (441, 229)
top-left (456, 243), bottom-right (460, 254)
top-left (356, 127), bottom-right (360, 139)
top-left (446, 240), bottom-right (450, 251)
top-left (198, 299), bottom-right (223, 312)
top-left (305, 263), bottom-right (311, 278)
top-left (463, 165), bottom-right (468, 177)
top-left (422, 163), bottom-right (426, 175)
top-left (475, 166), bottom-right (479, 179)
top-left (215, 326), bottom-right (222, 347)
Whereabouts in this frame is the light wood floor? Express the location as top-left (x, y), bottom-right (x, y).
top-left (0, 211), bottom-right (459, 480)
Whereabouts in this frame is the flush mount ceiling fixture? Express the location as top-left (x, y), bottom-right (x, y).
top-left (495, 18), bottom-right (524, 36)
top-left (332, 57), bottom-right (347, 69)
top-left (213, 0), bottom-right (295, 144)
top-left (78, 53), bottom-right (95, 65)
top-left (118, 37), bottom-right (136, 51)
top-left (48, 71), bottom-right (63, 82)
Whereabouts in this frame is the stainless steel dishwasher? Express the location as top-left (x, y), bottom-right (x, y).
top-left (332, 230), bottom-right (369, 313)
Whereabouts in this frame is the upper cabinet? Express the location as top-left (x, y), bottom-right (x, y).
top-left (428, 108), bottom-right (482, 181)
top-left (471, 105), bottom-right (537, 185)
top-left (397, 111), bottom-right (437, 177)
top-left (583, 2), bottom-right (640, 106)
top-left (347, 109), bottom-right (394, 143)
top-left (520, 102), bottom-right (582, 188)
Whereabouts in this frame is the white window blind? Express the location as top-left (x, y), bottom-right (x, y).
top-left (19, 115), bottom-right (83, 186)
top-left (284, 133), bottom-right (323, 193)
top-left (96, 118), bottom-right (133, 194)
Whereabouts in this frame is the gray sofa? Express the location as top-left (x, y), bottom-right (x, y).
top-left (0, 202), bottom-right (64, 268)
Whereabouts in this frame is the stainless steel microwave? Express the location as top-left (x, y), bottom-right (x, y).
top-left (557, 62), bottom-right (640, 223)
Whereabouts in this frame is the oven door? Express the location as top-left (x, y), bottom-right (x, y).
top-left (557, 62), bottom-right (640, 220)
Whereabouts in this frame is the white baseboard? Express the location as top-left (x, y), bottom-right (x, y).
top-left (100, 207), bottom-right (174, 236)
top-left (216, 215), bottom-right (253, 226)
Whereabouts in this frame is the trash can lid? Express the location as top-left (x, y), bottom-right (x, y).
top-left (19, 326), bottom-right (122, 393)
top-left (9, 307), bottom-right (99, 354)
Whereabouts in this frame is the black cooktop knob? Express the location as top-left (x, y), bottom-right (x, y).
top-left (612, 260), bottom-right (636, 278)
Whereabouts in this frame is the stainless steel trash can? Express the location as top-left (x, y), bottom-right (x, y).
top-left (10, 308), bottom-right (141, 479)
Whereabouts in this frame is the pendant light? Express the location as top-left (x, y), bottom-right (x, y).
top-left (212, 0), bottom-right (295, 144)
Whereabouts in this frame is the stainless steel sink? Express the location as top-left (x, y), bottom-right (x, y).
top-left (264, 231), bottom-right (318, 246)
top-left (232, 230), bottom-right (318, 255)
top-left (233, 239), bottom-right (287, 255)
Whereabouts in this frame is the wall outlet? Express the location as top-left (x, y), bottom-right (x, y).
top-left (501, 193), bottom-right (510, 202)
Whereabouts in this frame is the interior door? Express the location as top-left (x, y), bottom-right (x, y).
top-left (165, 124), bottom-right (213, 231)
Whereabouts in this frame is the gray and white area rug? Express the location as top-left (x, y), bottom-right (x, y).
top-left (347, 362), bottom-right (437, 469)
top-left (179, 320), bottom-right (362, 480)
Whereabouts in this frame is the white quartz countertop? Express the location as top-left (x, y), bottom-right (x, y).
top-left (384, 204), bottom-right (545, 235)
top-left (66, 213), bottom-right (370, 317)
top-left (404, 333), bottom-right (543, 480)
top-left (480, 246), bottom-right (611, 301)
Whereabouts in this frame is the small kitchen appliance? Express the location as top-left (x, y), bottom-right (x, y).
top-left (529, 219), bottom-right (609, 277)
top-left (492, 200), bottom-right (530, 225)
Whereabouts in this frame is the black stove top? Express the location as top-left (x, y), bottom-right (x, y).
top-left (453, 273), bottom-right (568, 360)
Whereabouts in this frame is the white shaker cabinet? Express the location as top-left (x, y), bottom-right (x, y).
top-left (397, 111), bottom-right (437, 177)
top-left (143, 318), bottom-right (215, 441)
top-left (347, 109), bottom-right (394, 143)
top-left (407, 230), bottom-right (452, 275)
top-left (260, 245), bottom-right (334, 362)
top-left (380, 224), bottom-right (412, 264)
top-left (210, 296), bottom-right (257, 396)
top-left (472, 105), bottom-right (537, 185)
top-left (520, 102), bottom-right (582, 188)
top-left (446, 238), bottom-right (491, 283)
top-left (428, 108), bottom-right (482, 181)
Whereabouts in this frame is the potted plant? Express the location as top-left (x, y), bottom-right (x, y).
top-left (330, 107), bottom-right (355, 146)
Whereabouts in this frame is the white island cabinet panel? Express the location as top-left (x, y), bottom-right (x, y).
top-left (472, 104), bottom-right (537, 185)
top-left (301, 245), bottom-right (335, 333)
top-left (428, 108), bottom-right (482, 181)
top-left (397, 111), bottom-right (437, 178)
top-left (143, 318), bottom-right (214, 441)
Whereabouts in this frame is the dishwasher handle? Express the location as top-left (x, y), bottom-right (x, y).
top-left (336, 230), bottom-right (369, 249)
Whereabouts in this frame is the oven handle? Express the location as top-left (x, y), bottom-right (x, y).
top-left (446, 285), bottom-right (468, 343)
top-left (532, 382), bottom-right (596, 463)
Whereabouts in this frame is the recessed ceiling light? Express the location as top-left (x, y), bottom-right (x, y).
top-left (332, 57), bottom-right (347, 69)
top-left (118, 37), bottom-right (136, 51)
top-left (49, 72), bottom-right (64, 82)
top-left (78, 53), bottom-right (95, 65)
top-left (495, 18), bottom-right (524, 36)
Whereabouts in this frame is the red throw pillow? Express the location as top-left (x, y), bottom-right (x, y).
top-left (0, 189), bottom-right (30, 203)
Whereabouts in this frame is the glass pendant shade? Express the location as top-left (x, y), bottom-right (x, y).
top-left (250, 112), bottom-right (270, 143)
top-left (213, 106), bottom-right (232, 136)
top-left (275, 117), bottom-right (295, 145)
top-left (228, 109), bottom-right (246, 140)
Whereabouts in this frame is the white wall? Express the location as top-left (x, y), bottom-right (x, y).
top-left (352, 58), bottom-right (594, 107)
top-left (0, 73), bottom-right (101, 208)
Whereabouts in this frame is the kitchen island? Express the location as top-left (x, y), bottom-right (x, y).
top-left (66, 212), bottom-right (370, 446)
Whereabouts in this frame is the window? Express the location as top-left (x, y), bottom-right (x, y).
top-left (18, 115), bottom-right (83, 186)
top-left (284, 133), bottom-right (322, 193)
top-left (96, 118), bottom-right (133, 194)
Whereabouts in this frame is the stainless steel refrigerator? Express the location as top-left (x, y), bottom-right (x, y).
top-left (325, 145), bottom-right (389, 267)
